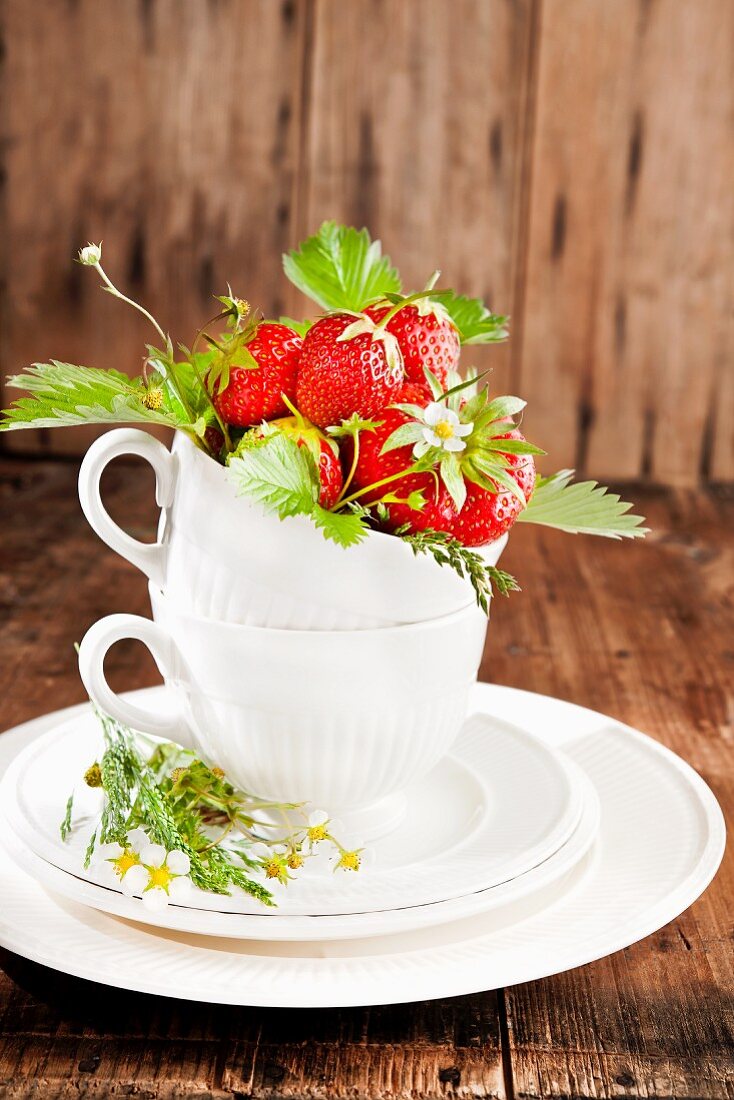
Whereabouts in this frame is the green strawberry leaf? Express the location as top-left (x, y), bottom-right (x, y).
top-left (283, 222), bottom-right (402, 312)
top-left (311, 504), bottom-right (369, 547)
top-left (518, 470), bottom-right (649, 538)
top-left (227, 431), bottom-right (318, 518)
top-left (1, 362), bottom-right (186, 432)
top-left (432, 290), bottom-right (509, 345)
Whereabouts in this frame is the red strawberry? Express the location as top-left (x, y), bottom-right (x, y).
top-left (366, 301), bottom-right (460, 388)
top-left (348, 383), bottom-right (431, 504)
top-left (351, 386), bottom-right (536, 547)
top-left (212, 322), bottom-right (302, 428)
top-left (296, 313), bottom-right (404, 429)
top-left (258, 415), bottom-right (343, 509)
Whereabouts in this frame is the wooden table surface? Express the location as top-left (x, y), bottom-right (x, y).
top-left (0, 457), bottom-right (732, 1099)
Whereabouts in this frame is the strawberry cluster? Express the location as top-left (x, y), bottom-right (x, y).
top-left (209, 296), bottom-right (539, 548)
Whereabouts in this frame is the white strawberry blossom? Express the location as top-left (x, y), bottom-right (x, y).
top-left (413, 403), bottom-right (473, 457)
top-left (77, 242), bottom-right (102, 266)
top-left (95, 829), bottom-right (192, 910)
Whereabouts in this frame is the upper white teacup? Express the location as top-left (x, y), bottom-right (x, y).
top-left (78, 428), bottom-right (506, 630)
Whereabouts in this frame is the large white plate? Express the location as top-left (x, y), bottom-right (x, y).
top-left (0, 684), bottom-right (725, 1007)
top-left (0, 756), bottom-right (599, 940)
top-left (1, 706), bottom-right (583, 916)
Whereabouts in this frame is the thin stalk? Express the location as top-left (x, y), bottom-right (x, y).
top-left (95, 263), bottom-right (168, 345)
top-left (337, 467), bottom-right (417, 507)
top-left (337, 431), bottom-right (361, 503)
top-left (186, 352), bottom-right (232, 453)
top-left (94, 261), bottom-right (196, 425)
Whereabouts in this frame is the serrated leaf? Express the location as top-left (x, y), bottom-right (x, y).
top-left (311, 504), bottom-right (368, 547)
top-left (431, 290), bottom-right (509, 345)
top-left (1, 362), bottom-right (186, 431)
top-left (283, 222), bottom-right (402, 312)
top-left (227, 431), bottom-right (318, 518)
top-left (518, 470), bottom-right (649, 538)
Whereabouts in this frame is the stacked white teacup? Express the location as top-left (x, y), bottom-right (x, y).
top-left (77, 428), bottom-right (501, 838)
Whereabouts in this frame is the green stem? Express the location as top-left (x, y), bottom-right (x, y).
top-left (338, 467), bottom-right (417, 507)
top-left (95, 264), bottom-right (168, 346)
top-left (186, 352), bottom-right (232, 454)
top-left (337, 431), bottom-right (361, 503)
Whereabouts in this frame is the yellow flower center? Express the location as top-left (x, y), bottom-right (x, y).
top-left (339, 851), bottom-right (361, 872)
top-left (308, 824), bottom-right (328, 842)
top-left (264, 860), bottom-right (282, 879)
top-left (434, 420), bottom-right (455, 441)
top-left (112, 850), bottom-right (139, 878)
top-left (148, 865), bottom-right (173, 890)
top-left (287, 852), bottom-right (304, 870)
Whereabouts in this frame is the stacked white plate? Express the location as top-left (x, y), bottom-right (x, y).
top-left (0, 683), bottom-right (724, 1007)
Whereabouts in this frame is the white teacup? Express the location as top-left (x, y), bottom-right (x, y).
top-left (78, 586), bottom-right (488, 837)
top-left (78, 429), bottom-right (506, 630)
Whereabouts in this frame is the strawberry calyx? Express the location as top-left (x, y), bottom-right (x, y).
top-left (205, 313), bottom-right (267, 396)
top-left (334, 312), bottom-right (404, 383)
top-left (368, 271), bottom-right (457, 332)
top-left (380, 372), bottom-right (545, 514)
top-left (278, 394), bottom-right (340, 466)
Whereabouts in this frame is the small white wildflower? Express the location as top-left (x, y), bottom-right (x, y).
top-left (413, 403), bottom-right (473, 457)
top-left (77, 242), bottom-right (102, 266)
top-left (306, 809), bottom-right (331, 845)
top-left (132, 843), bottom-right (193, 910)
top-left (333, 845), bottom-right (375, 873)
top-left (93, 828), bottom-right (149, 892)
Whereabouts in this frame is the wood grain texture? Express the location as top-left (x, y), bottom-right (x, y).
top-left (1, 0), bottom-right (732, 484)
top-left (0, 0), bottom-right (306, 456)
top-left (299, 0), bottom-right (534, 395)
top-left (516, 0), bottom-right (734, 484)
top-left (491, 489), bottom-right (734, 1099)
top-left (0, 460), bottom-right (732, 1097)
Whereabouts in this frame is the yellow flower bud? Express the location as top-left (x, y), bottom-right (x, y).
top-left (84, 762), bottom-right (103, 788)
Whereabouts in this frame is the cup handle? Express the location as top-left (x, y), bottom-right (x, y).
top-left (78, 428), bottom-right (177, 589)
top-left (78, 614), bottom-right (193, 745)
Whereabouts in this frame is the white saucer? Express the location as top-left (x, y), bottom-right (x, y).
top-left (0, 684), bottom-right (724, 1007)
top-left (0, 757), bottom-right (599, 940)
top-left (1, 706), bottom-right (584, 916)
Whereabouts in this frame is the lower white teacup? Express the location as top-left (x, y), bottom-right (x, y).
top-left (78, 586), bottom-right (488, 838)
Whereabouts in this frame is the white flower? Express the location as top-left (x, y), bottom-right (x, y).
top-left (77, 242), bottom-right (102, 266)
top-left (413, 403), bottom-right (473, 457)
top-left (333, 845), bottom-right (375, 873)
top-left (138, 843), bottom-right (192, 910)
top-left (306, 809), bottom-right (333, 845)
top-left (93, 828), bottom-right (150, 892)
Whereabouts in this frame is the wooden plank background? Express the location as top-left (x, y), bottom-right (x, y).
top-left (0, 0), bottom-right (731, 485)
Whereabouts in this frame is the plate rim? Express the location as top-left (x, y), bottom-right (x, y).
top-left (1, 703), bottom-right (585, 916)
top-left (0, 685), bottom-right (725, 1007)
